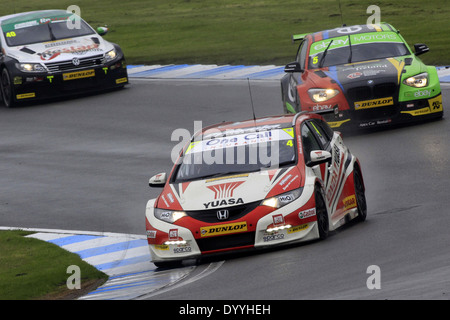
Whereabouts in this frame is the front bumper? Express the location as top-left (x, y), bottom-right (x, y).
top-left (9, 57), bottom-right (128, 103)
top-left (145, 186), bottom-right (320, 263)
top-left (323, 93), bottom-right (443, 129)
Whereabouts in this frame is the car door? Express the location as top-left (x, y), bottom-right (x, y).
top-left (302, 119), bottom-right (347, 217)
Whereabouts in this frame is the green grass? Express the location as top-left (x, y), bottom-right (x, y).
top-left (0, 230), bottom-right (108, 300)
top-left (2, 0), bottom-right (449, 66)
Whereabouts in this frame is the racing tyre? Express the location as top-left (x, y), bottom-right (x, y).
top-left (315, 187), bottom-right (329, 240)
top-left (354, 168), bottom-right (367, 222)
top-left (1, 68), bottom-right (15, 108)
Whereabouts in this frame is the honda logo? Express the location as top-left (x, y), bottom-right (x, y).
top-left (217, 209), bottom-right (229, 220)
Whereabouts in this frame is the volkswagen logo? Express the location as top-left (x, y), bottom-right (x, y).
top-left (72, 57), bottom-right (80, 66)
top-left (217, 209), bottom-right (229, 220)
top-left (367, 80), bottom-right (374, 85)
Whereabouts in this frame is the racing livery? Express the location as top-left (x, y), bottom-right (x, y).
top-left (0, 10), bottom-right (128, 107)
top-left (281, 23), bottom-right (443, 129)
top-left (145, 112), bottom-right (367, 267)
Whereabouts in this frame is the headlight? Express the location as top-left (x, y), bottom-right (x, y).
top-left (261, 188), bottom-right (303, 209)
top-left (308, 88), bottom-right (339, 102)
top-left (16, 63), bottom-right (46, 73)
top-left (104, 49), bottom-right (117, 62)
top-left (403, 72), bottom-right (428, 88)
top-left (154, 208), bottom-right (187, 223)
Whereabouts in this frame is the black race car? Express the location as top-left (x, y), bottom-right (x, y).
top-left (0, 10), bottom-right (128, 107)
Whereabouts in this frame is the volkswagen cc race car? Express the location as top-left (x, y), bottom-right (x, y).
top-left (281, 23), bottom-right (443, 129)
top-left (145, 112), bottom-right (367, 267)
top-left (0, 10), bottom-right (128, 107)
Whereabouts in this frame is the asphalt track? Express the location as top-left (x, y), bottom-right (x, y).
top-left (1, 78), bottom-right (449, 299)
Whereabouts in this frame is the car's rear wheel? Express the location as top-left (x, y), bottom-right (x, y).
top-left (315, 187), bottom-right (329, 240)
top-left (354, 167), bottom-right (367, 222)
top-left (1, 68), bottom-right (15, 108)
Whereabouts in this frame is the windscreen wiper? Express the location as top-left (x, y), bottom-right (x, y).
top-left (319, 39), bottom-right (334, 68)
top-left (347, 34), bottom-right (352, 63)
top-left (47, 22), bottom-right (57, 41)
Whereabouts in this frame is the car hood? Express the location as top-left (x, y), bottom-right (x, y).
top-left (5, 35), bottom-right (113, 63)
top-left (157, 166), bottom-right (302, 211)
top-left (316, 57), bottom-right (409, 88)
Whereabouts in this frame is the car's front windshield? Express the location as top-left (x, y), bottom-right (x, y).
top-left (2, 14), bottom-right (95, 46)
top-left (174, 128), bottom-right (297, 183)
top-left (308, 32), bottom-right (410, 69)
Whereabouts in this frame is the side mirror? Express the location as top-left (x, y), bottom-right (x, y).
top-left (307, 150), bottom-right (332, 167)
top-left (149, 172), bottom-right (167, 188)
top-left (97, 26), bottom-right (109, 36)
top-left (414, 43), bottom-right (429, 56)
top-left (284, 61), bottom-right (302, 73)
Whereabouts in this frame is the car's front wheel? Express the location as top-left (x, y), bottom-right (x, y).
top-left (1, 68), bottom-right (15, 108)
top-left (354, 167), bottom-right (367, 222)
top-left (315, 187), bottom-right (329, 240)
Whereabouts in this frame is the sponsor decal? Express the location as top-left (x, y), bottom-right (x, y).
top-left (13, 76), bottom-right (22, 85)
top-left (354, 97), bottom-right (394, 110)
top-left (62, 69), bottom-right (95, 81)
top-left (359, 119), bottom-right (392, 127)
top-left (167, 193), bottom-right (175, 204)
top-left (116, 77), bottom-right (128, 84)
top-left (207, 181), bottom-right (245, 199)
top-left (155, 244), bottom-right (169, 251)
top-left (200, 221), bottom-right (247, 237)
top-left (343, 195), bottom-right (357, 210)
top-left (39, 43), bottom-right (101, 61)
top-left (429, 96), bottom-right (443, 112)
top-left (146, 230), bottom-right (157, 239)
top-left (326, 144), bottom-right (342, 203)
top-left (287, 224), bottom-right (309, 234)
top-left (327, 119), bottom-right (351, 128)
top-left (203, 124), bottom-right (281, 139)
top-left (347, 72), bottom-right (363, 79)
top-left (16, 92), bottom-right (36, 99)
top-left (169, 229), bottom-right (178, 240)
top-left (401, 108), bottom-right (432, 116)
top-left (272, 214), bottom-right (285, 226)
top-left (44, 39), bottom-right (78, 48)
top-left (263, 233), bottom-right (284, 242)
top-left (298, 208), bottom-right (316, 219)
top-left (173, 246), bottom-right (192, 254)
top-left (203, 198), bottom-right (244, 209)
top-left (312, 104), bottom-right (333, 112)
top-left (168, 229), bottom-right (179, 240)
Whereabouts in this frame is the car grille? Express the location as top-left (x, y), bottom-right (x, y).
top-left (185, 201), bottom-right (260, 223)
top-left (196, 232), bottom-right (255, 252)
top-left (346, 82), bottom-right (398, 121)
top-left (346, 82), bottom-right (397, 102)
top-left (45, 54), bottom-right (104, 73)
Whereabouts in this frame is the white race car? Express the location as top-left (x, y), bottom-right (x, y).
top-left (0, 9), bottom-right (128, 107)
top-left (146, 112), bottom-right (367, 267)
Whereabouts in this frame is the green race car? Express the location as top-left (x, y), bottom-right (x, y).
top-left (281, 23), bottom-right (443, 129)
